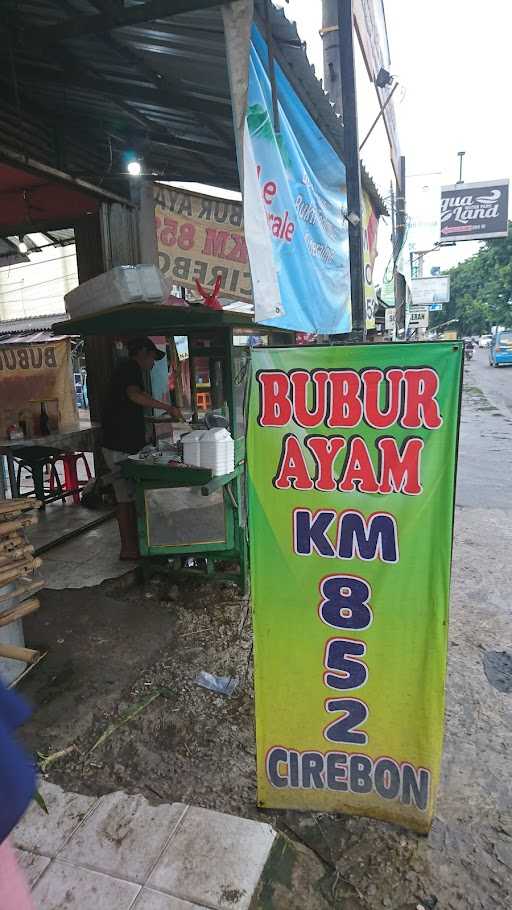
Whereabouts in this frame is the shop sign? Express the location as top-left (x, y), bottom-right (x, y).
top-left (411, 276), bottom-right (450, 307)
top-left (154, 185), bottom-right (252, 303)
top-left (0, 339), bottom-right (77, 435)
top-left (247, 342), bottom-right (462, 832)
top-left (408, 306), bottom-right (429, 328)
top-left (243, 26), bottom-right (351, 333)
top-left (440, 179), bottom-right (509, 242)
top-left (380, 275), bottom-right (395, 308)
top-left (0, 344), bottom-right (59, 372)
top-left (363, 191), bottom-right (379, 329)
top-left (384, 306), bottom-right (396, 331)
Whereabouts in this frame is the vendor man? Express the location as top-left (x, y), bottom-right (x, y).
top-left (102, 337), bottom-right (182, 560)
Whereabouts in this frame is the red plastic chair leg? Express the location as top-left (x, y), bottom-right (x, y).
top-left (76, 453), bottom-right (92, 482)
top-left (63, 454), bottom-right (80, 505)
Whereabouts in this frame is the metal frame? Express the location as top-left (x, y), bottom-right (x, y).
top-left (133, 465), bottom-right (249, 594)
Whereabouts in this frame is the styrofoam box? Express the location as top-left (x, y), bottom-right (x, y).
top-left (65, 265), bottom-right (170, 318)
top-left (182, 430), bottom-right (204, 467)
top-left (199, 428), bottom-right (235, 476)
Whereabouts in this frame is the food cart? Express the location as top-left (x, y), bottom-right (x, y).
top-left (53, 303), bottom-right (293, 593)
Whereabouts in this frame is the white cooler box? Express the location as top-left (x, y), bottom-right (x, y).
top-left (199, 429), bottom-right (235, 477)
top-left (65, 265), bottom-right (170, 319)
top-left (182, 428), bottom-right (235, 476)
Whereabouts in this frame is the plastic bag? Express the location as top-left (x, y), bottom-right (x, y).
top-left (195, 671), bottom-right (239, 697)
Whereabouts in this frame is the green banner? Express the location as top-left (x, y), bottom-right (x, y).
top-left (247, 342), bottom-right (462, 833)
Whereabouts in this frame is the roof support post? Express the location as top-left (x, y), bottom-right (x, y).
top-left (336, 0), bottom-right (365, 341)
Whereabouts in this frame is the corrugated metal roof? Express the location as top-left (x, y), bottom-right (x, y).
top-left (1, 230), bottom-right (74, 266)
top-left (44, 228), bottom-right (75, 245)
top-left (0, 314), bottom-right (70, 335)
top-left (0, 0), bottom-right (387, 212)
top-left (0, 238), bottom-right (29, 267)
top-left (0, 331), bottom-right (71, 343)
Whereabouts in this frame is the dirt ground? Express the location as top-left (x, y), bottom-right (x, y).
top-left (18, 366), bottom-right (512, 910)
top-left (21, 572), bottom-right (257, 814)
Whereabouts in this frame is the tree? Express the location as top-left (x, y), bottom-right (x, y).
top-left (431, 223), bottom-right (512, 334)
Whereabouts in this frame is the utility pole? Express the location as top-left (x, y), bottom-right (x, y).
top-left (390, 181), bottom-right (396, 239)
top-left (457, 150), bottom-right (465, 184)
top-left (327, 0), bottom-right (365, 340)
top-left (320, 0), bottom-right (343, 116)
top-left (394, 155), bottom-right (407, 336)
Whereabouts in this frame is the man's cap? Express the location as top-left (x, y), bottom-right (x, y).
top-left (126, 337), bottom-right (166, 360)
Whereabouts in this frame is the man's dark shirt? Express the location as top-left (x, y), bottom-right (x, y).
top-left (102, 358), bottom-right (146, 454)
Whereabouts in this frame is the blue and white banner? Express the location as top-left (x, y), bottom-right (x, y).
top-left (243, 25), bottom-right (351, 334)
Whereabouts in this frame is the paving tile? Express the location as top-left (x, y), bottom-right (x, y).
top-left (14, 849), bottom-right (51, 889)
top-left (148, 807), bottom-right (275, 910)
top-left (60, 791), bottom-right (187, 884)
top-left (133, 890), bottom-right (209, 910)
top-left (13, 781), bottom-right (97, 857)
top-left (32, 860), bottom-right (140, 910)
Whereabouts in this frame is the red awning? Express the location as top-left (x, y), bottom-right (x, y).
top-left (0, 162), bottom-right (99, 231)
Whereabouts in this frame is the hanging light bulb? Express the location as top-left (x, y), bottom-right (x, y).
top-left (127, 159), bottom-right (142, 177)
top-left (18, 235), bottom-right (28, 254)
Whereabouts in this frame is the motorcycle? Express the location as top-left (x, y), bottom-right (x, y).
top-left (464, 344), bottom-right (474, 362)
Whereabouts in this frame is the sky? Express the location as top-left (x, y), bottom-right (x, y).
top-left (284, 0), bottom-right (512, 278)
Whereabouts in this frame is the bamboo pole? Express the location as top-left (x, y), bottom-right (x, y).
top-left (0, 598), bottom-right (40, 628)
top-left (0, 545), bottom-right (34, 568)
top-left (0, 535), bottom-right (24, 553)
top-left (0, 643), bottom-right (40, 663)
top-left (0, 516), bottom-right (38, 537)
top-left (0, 499), bottom-right (41, 515)
top-left (0, 557), bottom-right (42, 587)
top-left (8, 650), bottom-right (47, 687)
top-left (0, 578), bottom-right (44, 606)
top-left (0, 500), bottom-right (43, 672)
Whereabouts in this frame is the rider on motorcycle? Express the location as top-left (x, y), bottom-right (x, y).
top-left (464, 339), bottom-right (474, 360)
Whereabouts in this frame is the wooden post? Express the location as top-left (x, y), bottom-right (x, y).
top-left (74, 212), bottom-right (114, 425)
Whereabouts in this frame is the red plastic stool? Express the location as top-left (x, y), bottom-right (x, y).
top-left (196, 391), bottom-right (211, 411)
top-left (50, 452), bottom-right (92, 504)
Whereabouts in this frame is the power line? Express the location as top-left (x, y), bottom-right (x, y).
top-left (0, 273), bottom-right (78, 296)
top-left (0, 272), bottom-right (76, 291)
top-left (0, 298), bottom-right (67, 307)
top-left (0, 252), bottom-right (77, 270)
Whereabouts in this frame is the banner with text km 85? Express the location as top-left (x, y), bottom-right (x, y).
top-left (243, 25), bottom-right (351, 333)
top-left (154, 184), bottom-right (252, 303)
top-left (247, 342), bottom-right (462, 832)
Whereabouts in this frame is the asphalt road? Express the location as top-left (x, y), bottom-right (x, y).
top-left (467, 344), bottom-right (512, 413)
top-left (456, 347), bottom-right (512, 509)
top-left (435, 350), bottom-right (512, 910)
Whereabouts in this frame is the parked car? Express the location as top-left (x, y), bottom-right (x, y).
top-left (489, 330), bottom-right (512, 367)
top-left (478, 334), bottom-right (492, 348)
